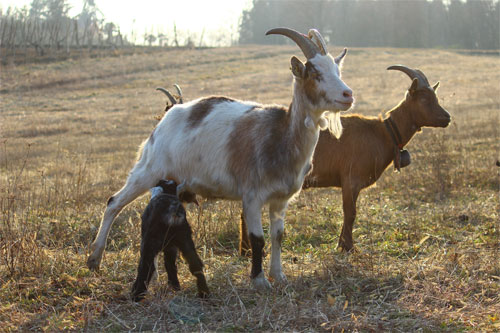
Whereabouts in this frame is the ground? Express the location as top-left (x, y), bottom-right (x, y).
top-left (0, 45), bottom-right (499, 331)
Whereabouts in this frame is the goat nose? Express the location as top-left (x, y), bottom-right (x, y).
top-left (343, 90), bottom-right (352, 98)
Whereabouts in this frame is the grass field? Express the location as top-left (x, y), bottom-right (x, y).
top-left (1, 45), bottom-right (499, 332)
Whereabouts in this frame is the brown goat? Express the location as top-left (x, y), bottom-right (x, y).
top-left (239, 65), bottom-right (451, 254)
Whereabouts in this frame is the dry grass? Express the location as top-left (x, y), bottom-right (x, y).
top-left (1, 45), bottom-right (499, 332)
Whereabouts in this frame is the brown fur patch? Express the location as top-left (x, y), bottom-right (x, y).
top-left (305, 62), bottom-right (322, 81)
top-left (227, 106), bottom-right (292, 188)
top-left (259, 108), bottom-right (292, 179)
top-left (304, 75), bottom-right (319, 104)
top-left (188, 96), bottom-right (233, 128)
top-left (303, 62), bottom-right (323, 104)
top-left (408, 88), bottom-right (450, 128)
top-left (227, 112), bottom-right (258, 186)
top-left (319, 91), bottom-right (333, 104)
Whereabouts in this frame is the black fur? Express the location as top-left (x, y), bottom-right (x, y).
top-left (249, 233), bottom-right (265, 279)
top-left (131, 180), bottom-right (209, 301)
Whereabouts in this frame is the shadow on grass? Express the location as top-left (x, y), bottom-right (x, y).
top-left (84, 249), bottom-right (470, 332)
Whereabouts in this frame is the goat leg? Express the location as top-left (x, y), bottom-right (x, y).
top-left (131, 225), bottom-right (165, 301)
top-left (268, 201), bottom-right (287, 283)
top-left (177, 237), bottom-right (209, 298)
top-left (243, 198), bottom-right (272, 292)
top-left (132, 243), bottom-right (162, 301)
top-left (88, 170), bottom-right (158, 270)
top-left (163, 245), bottom-right (181, 291)
top-left (337, 185), bottom-right (360, 252)
top-left (239, 212), bottom-right (251, 256)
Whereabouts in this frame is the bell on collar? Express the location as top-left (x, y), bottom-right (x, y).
top-left (400, 149), bottom-right (411, 168)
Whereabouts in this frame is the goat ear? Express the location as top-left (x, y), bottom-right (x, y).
top-left (408, 78), bottom-right (419, 95)
top-left (334, 48), bottom-right (347, 65)
top-left (290, 56), bottom-right (305, 78)
top-left (432, 81), bottom-right (440, 91)
top-left (179, 192), bottom-right (199, 206)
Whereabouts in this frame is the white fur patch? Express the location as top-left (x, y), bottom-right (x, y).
top-left (324, 112), bottom-right (343, 139)
top-left (308, 54), bottom-right (352, 113)
top-left (150, 186), bottom-right (164, 199)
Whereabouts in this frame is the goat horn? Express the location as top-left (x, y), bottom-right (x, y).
top-left (414, 69), bottom-right (430, 87)
top-left (308, 29), bottom-right (327, 55)
top-left (387, 65), bottom-right (430, 89)
top-left (173, 84), bottom-right (183, 104)
top-left (156, 87), bottom-right (177, 105)
top-left (266, 27), bottom-right (319, 60)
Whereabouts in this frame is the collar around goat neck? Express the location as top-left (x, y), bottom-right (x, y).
top-left (384, 117), bottom-right (404, 150)
top-left (384, 116), bottom-right (405, 172)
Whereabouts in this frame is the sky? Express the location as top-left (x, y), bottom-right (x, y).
top-left (1, 0), bottom-right (252, 44)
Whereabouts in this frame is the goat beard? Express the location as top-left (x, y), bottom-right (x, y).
top-left (321, 111), bottom-right (343, 139)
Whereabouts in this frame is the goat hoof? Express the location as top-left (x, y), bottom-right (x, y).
top-left (337, 243), bottom-right (357, 254)
top-left (337, 240), bottom-right (353, 253)
top-left (131, 292), bottom-right (147, 302)
top-left (87, 244), bottom-right (104, 270)
top-left (168, 281), bottom-right (181, 291)
top-left (86, 255), bottom-right (101, 271)
top-left (252, 272), bottom-right (272, 292)
top-left (269, 271), bottom-right (287, 285)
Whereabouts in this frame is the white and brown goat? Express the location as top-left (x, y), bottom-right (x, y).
top-left (87, 28), bottom-right (354, 291)
top-left (239, 65), bottom-right (450, 254)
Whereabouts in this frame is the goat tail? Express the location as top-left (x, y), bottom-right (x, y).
top-left (324, 111), bottom-right (343, 139)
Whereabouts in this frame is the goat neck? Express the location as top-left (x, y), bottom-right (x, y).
top-left (287, 87), bottom-right (323, 173)
top-left (291, 82), bottom-right (323, 131)
top-left (385, 97), bottom-right (420, 149)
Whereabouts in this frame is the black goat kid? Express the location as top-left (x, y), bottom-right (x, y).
top-left (131, 180), bottom-right (208, 301)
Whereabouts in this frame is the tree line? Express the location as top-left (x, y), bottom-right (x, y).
top-left (0, 0), bottom-right (128, 59)
top-left (0, 0), bottom-right (237, 64)
top-left (239, 0), bottom-right (499, 50)
top-left (2, 0), bottom-right (498, 65)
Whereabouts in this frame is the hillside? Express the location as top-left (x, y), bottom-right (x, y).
top-left (0, 46), bottom-right (499, 331)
